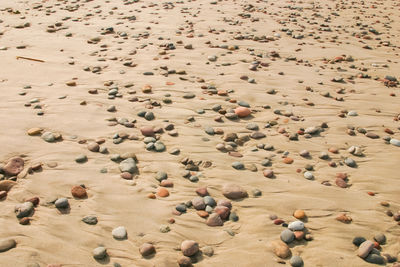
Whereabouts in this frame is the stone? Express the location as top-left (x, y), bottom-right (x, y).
top-left (196, 187), bottom-right (208, 196)
top-left (119, 158), bottom-right (137, 173)
top-left (155, 171), bottom-right (168, 181)
top-left (290, 255), bottom-right (304, 267)
top-left (71, 186), bottom-right (87, 198)
top-left (293, 210), bottom-right (306, 219)
top-left (197, 210), bottom-right (209, 218)
top-left (160, 179), bottom-right (173, 187)
top-left (373, 233), bottom-right (386, 244)
top-left (178, 256), bottom-right (192, 267)
top-left (87, 142), bottom-right (100, 152)
top-left (75, 155), bottom-right (87, 163)
top-left (283, 157), bottom-right (294, 164)
top-left (365, 254), bottom-right (385, 264)
top-left (112, 226), bottom-right (127, 240)
top-left (294, 231), bottom-right (305, 240)
top-left (336, 213), bottom-right (352, 223)
top-left (288, 221), bottom-right (304, 231)
top-left (157, 188), bottom-right (169, 197)
top-left (82, 215), bottom-right (98, 225)
top-left (0, 180), bottom-right (16, 192)
top-left (27, 128), bottom-right (42, 136)
top-left (234, 107), bottom-right (251, 118)
top-left (192, 197), bottom-right (205, 210)
top-left (217, 199), bottom-right (232, 210)
top-left (121, 172), bottom-right (133, 180)
top-left (206, 213), bottom-right (223, 226)
top-left (140, 126), bottom-right (154, 136)
top-left (0, 239), bottom-right (16, 252)
top-left (3, 157), bottom-right (24, 176)
top-left (336, 178), bottom-right (348, 188)
top-left (280, 229), bottom-right (295, 243)
top-left (222, 184), bottom-right (248, 199)
top-left (303, 171), bottom-right (314, 180)
top-left (55, 198), bottom-right (69, 209)
top-left (390, 138), bottom-right (400, 146)
top-left (41, 131), bottom-right (56, 142)
top-left (139, 243), bottom-right (155, 257)
top-left (181, 240), bottom-right (199, 256)
top-left (202, 246), bottom-right (214, 257)
top-left (344, 158), bottom-right (356, 167)
top-left (232, 161), bottom-right (244, 170)
top-left (271, 240), bottom-right (291, 259)
top-left (15, 202), bottom-right (34, 218)
top-left (358, 240), bottom-right (375, 258)
top-left (93, 247), bottom-right (107, 260)
top-left (263, 169), bottom-right (274, 178)
top-left (214, 206), bottom-right (230, 220)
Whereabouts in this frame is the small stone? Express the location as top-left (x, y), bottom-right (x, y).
top-left (202, 246), bottom-right (214, 257)
top-left (358, 240), bottom-right (375, 258)
top-left (0, 239), bottom-right (16, 252)
top-left (15, 202), bottom-right (34, 218)
top-left (303, 171), bottom-right (314, 180)
top-left (271, 240), bottom-right (291, 259)
top-left (192, 197), bottom-right (206, 210)
top-left (181, 240), bottom-right (199, 256)
top-left (139, 243), bottom-right (155, 257)
top-left (157, 188), bottom-right (169, 197)
top-left (121, 172), bottom-right (133, 180)
top-left (196, 187), bottom-right (208, 196)
top-left (0, 180), bottom-right (16, 192)
top-left (390, 138), bottom-right (400, 147)
top-left (206, 213), bottom-right (223, 226)
top-left (231, 161), bottom-right (244, 170)
top-left (140, 126), bottom-right (154, 136)
top-left (82, 215), bottom-right (98, 225)
top-left (119, 158), bottom-right (137, 173)
top-left (41, 132), bottom-right (56, 142)
top-left (280, 229), bottom-right (295, 243)
top-left (234, 107), bottom-right (251, 118)
top-left (336, 213), bottom-right (352, 223)
top-left (214, 206), bottom-right (230, 220)
top-left (365, 254), bottom-right (385, 264)
top-left (93, 247), bottom-right (107, 260)
top-left (353, 237), bottom-right (366, 247)
top-left (27, 128), bottom-right (42, 136)
top-left (283, 157), bottom-right (294, 164)
top-left (222, 184), bottom-right (248, 199)
top-left (373, 233), bottom-right (386, 244)
top-left (160, 225), bottom-right (170, 233)
top-left (71, 185), bottom-right (87, 199)
top-left (263, 169), bottom-right (274, 178)
top-left (178, 256), bottom-right (192, 267)
top-left (344, 158), bottom-right (356, 167)
top-left (55, 198), bottom-right (69, 209)
top-left (75, 155), bottom-right (87, 163)
top-left (4, 157), bottom-right (24, 176)
top-left (87, 142), bottom-right (99, 152)
top-left (288, 221), bottom-right (304, 231)
top-left (290, 255), bottom-right (304, 267)
top-left (293, 210), bottom-right (306, 219)
top-left (112, 226), bottom-right (127, 240)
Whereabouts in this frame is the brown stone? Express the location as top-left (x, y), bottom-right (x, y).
top-left (234, 107), bottom-right (251, 118)
top-left (293, 210), bottom-right (306, 219)
top-left (0, 180), bottom-right (16, 192)
top-left (283, 157), bottom-right (293, 164)
top-left (71, 186), bottom-right (87, 199)
top-left (206, 213), bottom-right (223, 226)
top-left (0, 191), bottom-right (7, 199)
top-left (263, 169), bottom-right (274, 178)
top-left (178, 256), bottom-right (192, 267)
top-left (4, 157), bottom-right (24, 176)
top-left (222, 184), bottom-right (248, 199)
top-left (271, 240), bottom-right (291, 259)
top-left (120, 172), bottom-right (133, 180)
top-left (196, 210), bottom-right (209, 218)
top-left (214, 206), bottom-right (230, 220)
top-left (294, 231), bottom-right (305, 240)
top-left (147, 193), bottom-right (156, 199)
top-left (160, 179), bottom-right (174, 187)
top-left (27, 127), bottom-right (42, 136)
top-left (157, 187), bottom-right (169, 197)
top-left (140, 126), bottom-right (154, 136)
top-left (19, 217), bottom-right (30, 225)
top-left (181, 240), bottom-right (199, 256)
top-left (336, 213), bottom-right (352, 223)
top-left (217, 199), bottom-right (232, 210)
top-left (142, 84), bottom-right (152, 93)
top-left (335, 178), bottom-right (348, 188)
top-left (139, 243), bottom-right (155, 257)
top-left (26, 197), bottom-right (40, 206)
top-left (87, 142), bottom-right (100, 152)
top-left (328, 147), bottom-right (339, 153)
top-left (195, 187), bottom-right (208, 196)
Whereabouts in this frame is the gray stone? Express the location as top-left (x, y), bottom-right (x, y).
top-left (202, 246), bottom-right (214, 257)
top-left (82, 215), bottom-right (98, 225)
top-left (365, 254), bottom-right (385, 264)
top-left (303, 171), bottom-right (314, 180)
top-left (15, 202), bottom-right (34, 218)
top-left (290, 255), bottom-right (304, 267)
top-left (232, 161), bottom-right (244, 170)
top-left (280, 229), bottom-right (295, 243)
top-left (246, 123), bottom-right (259, 130)
top-left (75, 154), bottom-right (87, 163)
top-left (183, 93), bottom-right (195, 99)
top-left (112, 226), bottom-right (127, 240)
top-left (119, 158), bottom-right (137, 173)
top-left (93, 246), bottom-right (107, 260)
top-left (154, 141), bottom-right (166, 152)
top-left (55, 197), bottom-right (69, 209)
top-left (288, 221), bottom-right (304, 231)
top-left (155, 171), bottom-right (168, 181)
top-left (176, 204), bottom-right (187, 213)
top-left (41, 131), bottom-right (55, 142)
top-left (205, 127), bottom-right (215, 135)
top-left (390, 138), bottom-right (400, 147)
top-left (344, 158), bottom-right (356, 167)
top-left (358, 240), bottom-right (374, 258)
top-left (373, 233), bottom-right (386, 244)
top-left (229, 211), bottom-right (238, 221)
top-left (352, 237), bottom-right (366, 247)
top-left (203, 196), bottom-right (216, 207)
top-left (192, 197), bottom-right (205, 210)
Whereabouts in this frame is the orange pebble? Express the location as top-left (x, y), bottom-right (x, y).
top-left (283, 157), bottom-right (294, 164)
top-left (147, 193), bottom-right (156, 199)
top-left (157, 188), bottom-right (170, 197)
top-left (367, 191), bottom-right (375, 196)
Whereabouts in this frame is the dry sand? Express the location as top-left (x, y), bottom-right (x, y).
top-left (0, 0), bottom-right (400, 266)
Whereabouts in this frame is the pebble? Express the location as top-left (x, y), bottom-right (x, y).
top-left (344, 157), bottom-right (356, 167)
top-left (71, 185), bottom-right (87, 198)
top-left (206, 213), bottom-right (223, 226)
top-left (177, 256), bottom-right (192, 267)
top-left (3, 157), bottom-right (24, 176)
top-left (112, 226), bottom-right (127, 240)
top-left (365, 253), bottom-right (385, 264)
top-left (181, 240), bottom-right (199, 256)
top-left (303, 171), bottom-right (314, 180)
top-left (139, 243), bottom-right (155, 257)
top-left (358, 240), bottom-right (375, 258)
top-left (192, 197), bottom-right (205, 210)
top-left (93, 247), bottom-right (107, 260)
top-left (288, 221), bottom-right (305, 231)
top-left (373, 233), bottom-right (386, 244)
top-left (290, 255), bottom-right (304, 267)
top-left (222, 184), bottom-right (248, 199)
top-left (55, 198), bottom-right (69, 209)
top-left (87, 142), bottom-right (99, 152)
top-left (15, 202), bottom-right (34, 218)
top-left (263, 169), bottom-right (274, 178)
top-left (231, 161), bottom-right (244, 170)
top-left (41, 132), bottom-right (56, 142)
top-left (0, 180), bottom-right (15, 192)
top-left (75, 155), bottom-right (87, 163)
top-left (280, 229), bottom-right (295, 243)
top-left (82, 215), bottom-right (98, 225)
top-left (234, 107), bottom-right (251, 118)
top-left (119, 158), bottom-right (137, 173)
top-left (202, 246), bottom-right (214, 257)
top-left (293, 210), bottom-right (306, 219)
top-left (0, 238), bottom-right (16, 252)
top-left (271, 240), bottom-right (291, 259)
top-left (390, 138), bottom-right (400, 146)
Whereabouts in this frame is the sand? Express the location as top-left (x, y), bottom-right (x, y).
top-left (0, 0), bottom-right (399, 266)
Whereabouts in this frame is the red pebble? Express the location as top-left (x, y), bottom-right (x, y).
top-left (274, 219), bottom-right (284, 225)
top-left (367, 192), bottom-right (375, 196)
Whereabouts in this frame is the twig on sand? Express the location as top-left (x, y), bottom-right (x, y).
top-left (16, 56), bottom-right (45, 63)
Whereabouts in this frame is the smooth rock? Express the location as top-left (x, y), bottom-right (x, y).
top-left (119, 158), bottom-right (137, 173)
top-left (290, 255), bottom-right (304, 267)
top-left (181, 240), bottom-right (199, 256)
top-left (358, 240), bottom-right (375, 258)
top-left (15, 202), bottom-right (34, 218)
top-left (206, 213), bottom-right (223, 226)
top-left (271, 240), bottom-right (291, 259)
top-left (112, 226), bottom-right (127, 240)
top-left (373, 233), bottom-right (386, 244)
top-left (71, 186), bottom-right (87, 198)
top-left (139, 243), bottom-right (155, 257)
top-left (0, 239), bottom-right (16, 252)
top-left (82, 215), bottom-right (98, 225)
top-left (93, 247), bottom-right (107, 260)
top-left (3, 157), bottom-right (24, 176)
top-left (280, 229), bottom-right (295, 243)
top-left (288, 221), bottom-right (304, 231)
top-left (234, 107), bottom-right (251, 118)
top-left (222, 184), bottom-right (248, 199)
top-left (55, 198), bottom-right (69, 209)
